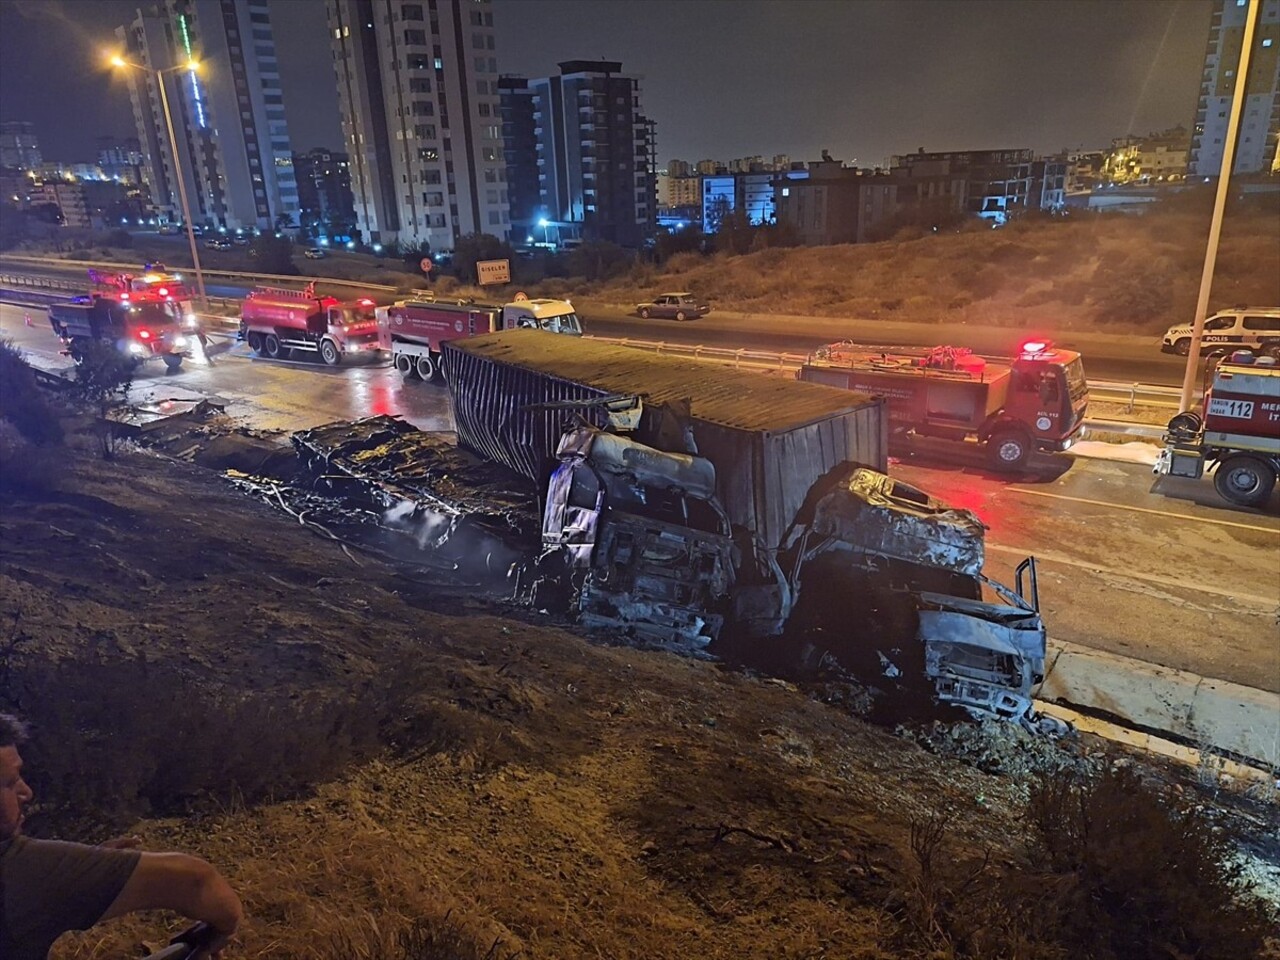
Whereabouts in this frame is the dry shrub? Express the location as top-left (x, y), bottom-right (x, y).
top-left (0, 338), bottom-right (63, 446)
top-left (1026, 766), bottom-right (1276, 960)
top-left (329, 911), bottom-right (521, 960)
top-left (1090, 259), bottom-right (1174, 324)
top-left (0, 418), bottom-right (61, 491)
top-left (662, 251), bottom-right (703, 275)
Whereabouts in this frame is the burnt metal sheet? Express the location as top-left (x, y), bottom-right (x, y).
top-left (809, 468), bottom-right (986, 576)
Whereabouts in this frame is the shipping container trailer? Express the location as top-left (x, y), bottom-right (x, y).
top-left (442, 330), bottom-right (887, 552)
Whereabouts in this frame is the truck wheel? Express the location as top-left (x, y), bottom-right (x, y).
top-left (319, 338), bottom-right (341, 366)
top-left (1174, 338), bottom-right (1191, 356)
top-left (987, 429), bottom-right (1032, 471)
top-left (1213, 455), bottom-right (1276, 507)
top-left (264, 333), bottom-right (282, 359)
top-left (394, 353), bottom-right (416, 378)
top-left (162, 354), bottom-right (183, 372)
top-left (638, 307), bottom-right (650, 319)
top-left (415, 353), bottom-right (438, 382)
top-left (246, 332), bottom-right (264, 353)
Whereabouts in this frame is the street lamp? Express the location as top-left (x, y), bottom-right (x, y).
top-left (110, 54), bottom-right (208, 309)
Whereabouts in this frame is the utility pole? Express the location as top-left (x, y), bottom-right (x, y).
top-left (1179, 0), bottom-right (1261, 411)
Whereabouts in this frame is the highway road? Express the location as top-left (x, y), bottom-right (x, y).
top-left (3, 300), bottom-right (1275, 694)
top-left (0, 254), bottom-right (1202, 386)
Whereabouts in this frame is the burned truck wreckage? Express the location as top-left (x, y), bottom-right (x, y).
top-left (279, 331), bottom-right (1047, 723)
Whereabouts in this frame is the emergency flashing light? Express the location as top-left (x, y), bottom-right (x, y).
top-left (157, 287), bottom-right (169, 297)
top-left (1019, 340), bottom-right (1050, 356)
top-left (120, 293), bottom-right (130, 301)
top-left (358, 298), bottom-right (374, 306)
top-left (138, 330), bottom-right (151, 339)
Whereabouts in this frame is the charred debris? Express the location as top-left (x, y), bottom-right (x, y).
top-left (175, 331), bottom-right (1056, 728)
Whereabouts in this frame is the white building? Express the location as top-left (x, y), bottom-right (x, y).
top-left (116, 0), bottom-right (299, 231)
top-left (326, 0), bottom-right (506, 250)
top-left (1188, 0), bottom-right (1280, 177)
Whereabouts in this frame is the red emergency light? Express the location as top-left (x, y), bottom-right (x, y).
top-left (138, 329), bottom-right (151, 340)
top-left (120, 293), bottom-right (130, 301)
top-left (358, 298), bottom-right (374, 306)
top-left (157, 287), bottom-right (169, 297)
top-left (1019, 339), bottom-right (1051, 356)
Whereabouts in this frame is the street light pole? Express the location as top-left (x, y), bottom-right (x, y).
top-left (1178, 0), bottom-right (1260, 412)
top-left (113, 55), bottom-right (209, 309)
top-left (155, 68), bottom-right (208, 308)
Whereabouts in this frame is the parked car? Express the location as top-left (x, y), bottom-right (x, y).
top-left (205, 237), bottom-right (233, 251)
top-left (232, 234), bottom-right (251, 246)
top-left (636, 292), bottom-right (711, 321)
top-left (304, 247), bottom-right (327, 260)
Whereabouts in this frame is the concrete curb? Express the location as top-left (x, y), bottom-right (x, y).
top-left (1038, 638), bottom-right (1280, 770)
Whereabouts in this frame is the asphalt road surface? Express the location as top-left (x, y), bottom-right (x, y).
top-left (4, 301), bottom-right (1274, 694)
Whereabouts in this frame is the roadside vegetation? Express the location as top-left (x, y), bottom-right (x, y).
top-left (0, 347), bottom-right (1275, 959)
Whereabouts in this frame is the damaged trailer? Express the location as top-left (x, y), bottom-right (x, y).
top-left (439, 331), bottom-right (1047, 722)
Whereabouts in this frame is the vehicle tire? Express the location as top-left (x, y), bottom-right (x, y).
top-left (675, 310), bottom-right (688, 321)
top-left (987, 428), bottom-right (1032, 471)
top-left (264, 333), bottom-right (282, 359)
top-left (394, 353), bottom-right (416, 378)
top-left (415, 353), bottom-right (438, 382)
top-left (638, 308), bottom-right (650, 319)
top-left (319, 338), bottom-right (341, 366)
top-left (246, 331), bottom-right (264, 353)
top-left (162, 354), bottom-right (183, 372)
top-left (1175, 338), bottom-right (1191, 356)
top-left (1213, 455), bottom-right (1276, 508)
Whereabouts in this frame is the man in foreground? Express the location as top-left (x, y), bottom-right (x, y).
top-left (0, 712), bottom-right (243, 959)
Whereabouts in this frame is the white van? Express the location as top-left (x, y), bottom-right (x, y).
top-left (1161, 308), bottom-right (1280, 357)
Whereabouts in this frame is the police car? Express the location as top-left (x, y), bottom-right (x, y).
top-left (1161, 308), bottom-right (1280, 357)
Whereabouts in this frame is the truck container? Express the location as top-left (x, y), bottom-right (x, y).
top-left (385, 292), bottom-right (581, 382)
top-left (1157, 351), bottom-right (1280, 507)
top-left (442, 329), bottom-right (888, 554)
top-left (48, 295), bottom-right (190, 370)
top-left (239, 284), bottom-right (382, 365)
top-left (798, 341), bottom-right (1089, 470)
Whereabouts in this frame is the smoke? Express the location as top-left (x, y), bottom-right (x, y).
top-left (383, 500), bottom-right (452, 550)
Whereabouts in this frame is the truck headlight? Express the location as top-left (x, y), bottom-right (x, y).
top-left (128, 342), bottom-right (147, 355)
top-left (172, 335), bottom-right (188, 348)
top-left (184, 314), bottom-right (199, 329)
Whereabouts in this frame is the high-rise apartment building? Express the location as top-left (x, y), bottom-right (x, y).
top-left (501, 60), bottom-right (656, 248)
top-left (327, 0), bottom-right (507, 250)
top-left (0, 121), bottom-right (42, 171)
top-left (116, 0), bottom-right (299, 231)
top-left (1188, 0), bottom-right (1280, 176)
top-left (293, 148), bottom-right (358, 237)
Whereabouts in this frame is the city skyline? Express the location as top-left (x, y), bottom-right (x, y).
top-left (1, 0), bottom-right (1213, 167)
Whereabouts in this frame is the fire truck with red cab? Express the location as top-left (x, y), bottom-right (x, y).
top-left (798, 340), bottom-right (1090, 470)
top-left (383, 291), bottom-right (581, 381)
top-left (1157, 351), bottom-right (1280, 508)
top-left (238, 284), bottom-right (382, 365)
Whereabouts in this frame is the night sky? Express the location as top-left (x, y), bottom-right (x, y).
top-left (0, 0), bottom-right (1212, 166)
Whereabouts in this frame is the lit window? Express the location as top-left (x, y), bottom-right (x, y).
top-left (1264, 39), bottom-right (1274, 48)
top-left (782, 187), bottom-right (789, 197)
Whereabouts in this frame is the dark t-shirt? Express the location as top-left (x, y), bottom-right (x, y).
top-left (0, 835), bottom-right (141, 960)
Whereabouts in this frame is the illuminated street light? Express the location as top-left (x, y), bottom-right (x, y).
top-left (109, 52), bottom-right (208, 308)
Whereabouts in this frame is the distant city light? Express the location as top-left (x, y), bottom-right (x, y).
top-left (372, 243), bottom-right (383, 253)
top-left (346, 240), bottom-right (356, 249)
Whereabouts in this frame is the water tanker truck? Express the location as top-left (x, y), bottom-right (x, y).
top-left (238, 284), bottom-right (382, 365)
top-left (798, 341), bottom-right (1089, 470)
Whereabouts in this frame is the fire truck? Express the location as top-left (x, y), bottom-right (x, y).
top-left (238, 284), bottom-right (383, 365)
top-left (88, 265), bottom-right (199, 331)
top-left (1157, 351), bottom-right (1280, 508)
top-left (384, 292), bottom-right (581, 381)
top-left (48, 292), bottom-right (190, 371)
top-left (797, 341), bottom-right (1090, 471)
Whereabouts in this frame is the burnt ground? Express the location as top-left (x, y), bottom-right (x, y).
top-left (2, 413), bottom-right (1277, 960)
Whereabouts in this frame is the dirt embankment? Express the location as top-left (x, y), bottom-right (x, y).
top-left (1, 411), bottom-right (1275, 959)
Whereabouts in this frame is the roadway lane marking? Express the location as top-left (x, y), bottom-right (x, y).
top-left (987, 543), bottom-right (1279, 608)
top-left (1008, 487), bottom-right (1280, 535)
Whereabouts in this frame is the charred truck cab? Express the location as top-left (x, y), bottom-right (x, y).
top-left (48, 294), bottom-right (190, 371)
top-left (239, 284), bottom-right (382, 365)
top-left (385, 292), bottom-right (582, 382)
top-left (799, 341), bottom-right (1089, 471)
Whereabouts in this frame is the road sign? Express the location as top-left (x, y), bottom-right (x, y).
top-left (476, 258), bottom-right (511, 286)
top-left (419, 257), bottom-right (433, 274)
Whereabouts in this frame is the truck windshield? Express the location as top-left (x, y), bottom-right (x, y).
top-left (341, 306), bottom-right (377, 324)
top-left (127, 302), bottom-right (180, 326)
top-left (527, 312), bottom-right (581, 335)
top-left (1064, 358), bottom-right (1087, 403)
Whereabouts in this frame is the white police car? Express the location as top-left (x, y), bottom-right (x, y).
top-left (1161, 308), bottom-right (1280, 357)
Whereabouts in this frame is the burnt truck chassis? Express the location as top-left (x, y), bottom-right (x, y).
top-left (278, 415), bottom-right (1048, 725)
